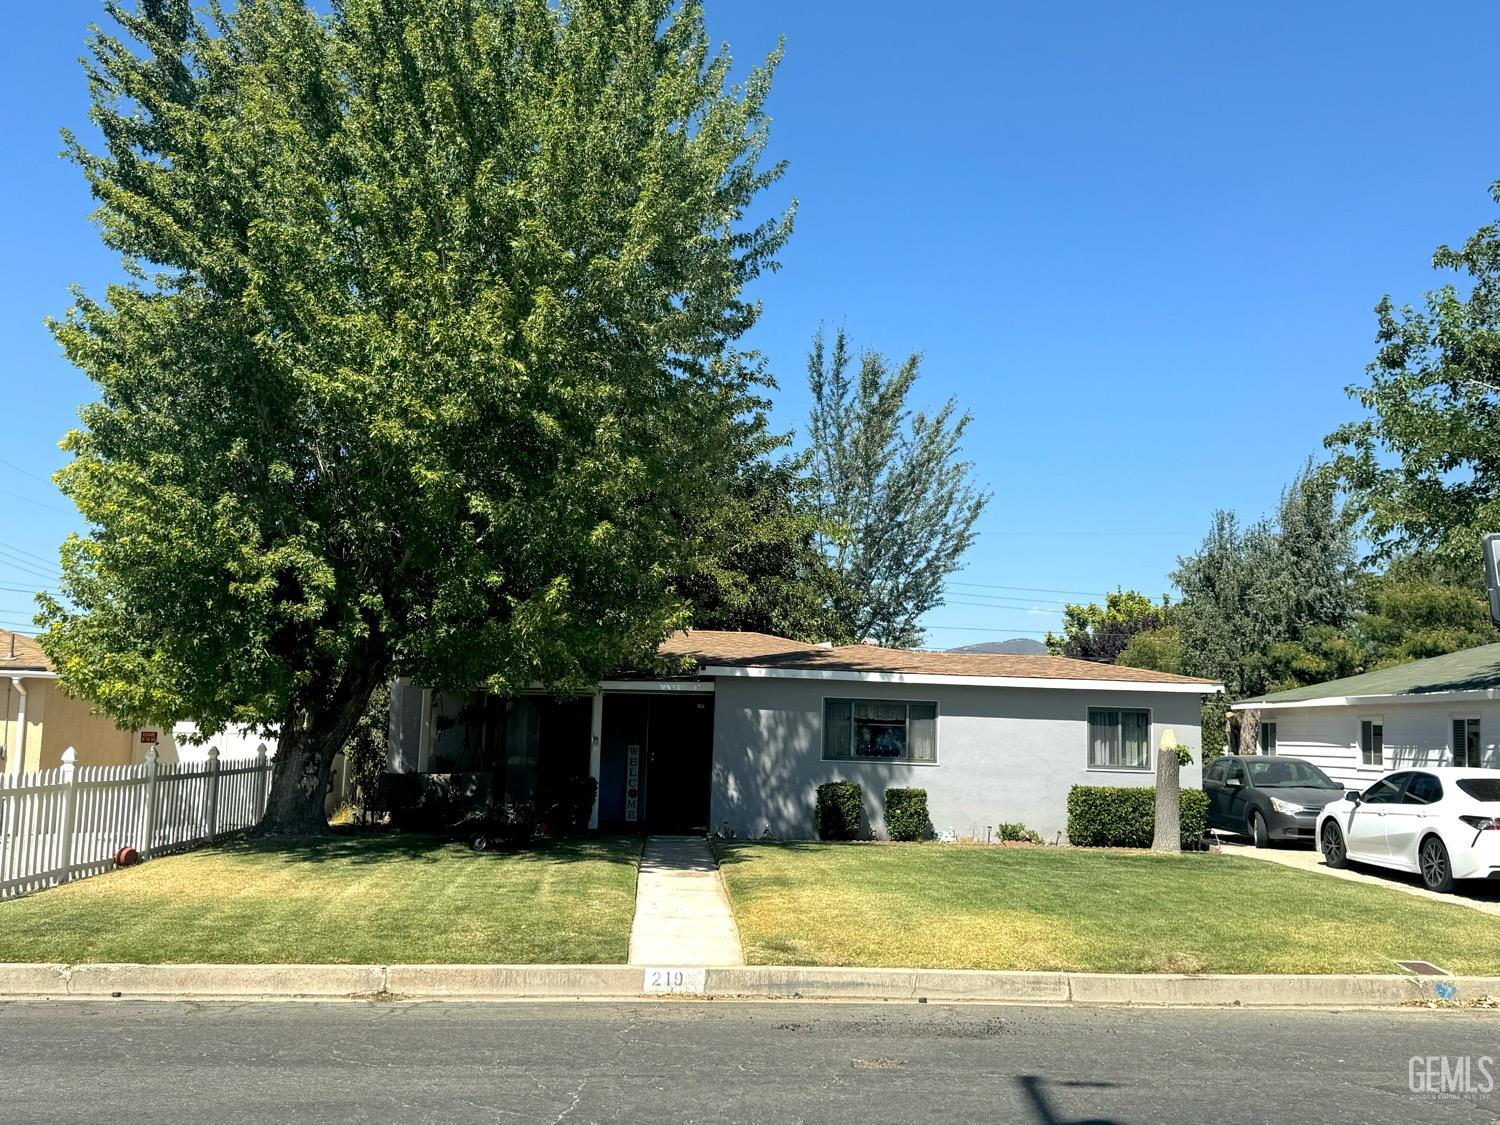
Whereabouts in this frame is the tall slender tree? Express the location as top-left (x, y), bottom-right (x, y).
top-left (805, 327), bottom-right (989, 648)
top-left (40, 0), bottom-right (792, 832)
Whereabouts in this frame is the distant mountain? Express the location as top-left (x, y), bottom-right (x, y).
top-left (947, 638), bottom-right (1048, 656)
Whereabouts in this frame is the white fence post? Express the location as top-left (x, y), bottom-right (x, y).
top-left (205, 744), bottom-right (221, 840)
top-left (141, 746), bottom-right (159, 859)
top-left (57, 747), bottom-right (78, 883)
top-left (254, 743), bottom-right (269, 817)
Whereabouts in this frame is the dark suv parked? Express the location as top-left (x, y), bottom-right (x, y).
top-left (1203, 755), bottom-right (1346, 847)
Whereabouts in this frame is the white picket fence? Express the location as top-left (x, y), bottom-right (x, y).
top-left (0, 744), bottom-right (271, 900)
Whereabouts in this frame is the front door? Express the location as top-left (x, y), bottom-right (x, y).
top-left (644, 695), bottom-right (714, 834)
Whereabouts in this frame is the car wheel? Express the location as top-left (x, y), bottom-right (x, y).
top-left (469, 833), bottom-right (492, 852)
top-left (1320, 821), bottom-right (1348, 869)
top-left (1249, 810), bottom-right (1270, 849)
top-left (1419, 836), bottom-right (1456, 893)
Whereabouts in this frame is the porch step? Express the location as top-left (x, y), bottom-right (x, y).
top-left (628, 836), bottom-right (744, 967)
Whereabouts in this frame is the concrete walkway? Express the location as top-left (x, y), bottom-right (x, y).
top-left (628, 836), bottom-right (744, 967)
top-left (1216, 838), bottom-right (1500, 917)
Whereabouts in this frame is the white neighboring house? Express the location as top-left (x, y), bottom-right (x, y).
top-left (1231, 643), bottom-right (1500, 790)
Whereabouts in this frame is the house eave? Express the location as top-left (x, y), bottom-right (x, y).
top-left (1233, 687), bottom-right (1500, 711)
top-left (702, 664), bottom-right (1222, 694)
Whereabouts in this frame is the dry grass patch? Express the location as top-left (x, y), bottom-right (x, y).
top-left (714, 841), bottom-right (1500, 974)
top-left (0, 833), bottom-right (642, 964)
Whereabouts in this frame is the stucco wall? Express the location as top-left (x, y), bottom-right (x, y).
top-left (709, 676), bottom-right (1206, 841)
top-left (36, 683), bottom-right (134, 770)
top-left (1256, 699), bottom-right (1500, 791)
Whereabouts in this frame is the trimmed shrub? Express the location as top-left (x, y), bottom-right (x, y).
top-left (816, 780), bottom-right (864, 840)
top-left (884, 788), bottom-right (930, 841)
top-left (996, 821), bottom-right (1043, 845)
top-left (1066, 786), bottom-right (1209, 849)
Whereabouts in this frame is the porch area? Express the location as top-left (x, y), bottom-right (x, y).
top-left (387, 681), bottom-right (715, 834)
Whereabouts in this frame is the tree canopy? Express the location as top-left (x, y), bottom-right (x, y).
top-left (804, 327), bottom-right (989, 648)
top-left (41, 0), bottom-right (792, 831)
top-left (1045, 589), bottom-right (1169, 665)
top-left (1330, 181), bottom-right (1500, 571)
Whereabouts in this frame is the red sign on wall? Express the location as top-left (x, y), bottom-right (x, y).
top-left (139, 730), bottom-right (158, 744)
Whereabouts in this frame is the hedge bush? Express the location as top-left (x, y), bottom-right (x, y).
top-left (884, 788), bottom-right (930, 841)
top-left (816, 780), bottom-right (864, 840)
top-left (1066, 786), bottom-right (1209, 849)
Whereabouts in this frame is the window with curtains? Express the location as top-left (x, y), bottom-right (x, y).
top-left (1452, 717), bottom-right (1482, 768)
top-left (1087, 708), bottom-right (1151, 770)
top-left (1360, 718), bottom-right (1383, 767)
top-left (822, 700), bottom-right (938, 763)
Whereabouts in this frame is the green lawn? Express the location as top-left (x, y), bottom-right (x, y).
top-left (714, 842), bottom-right (1500, 975)
top-left (0, 833), bottom-right (642, 964)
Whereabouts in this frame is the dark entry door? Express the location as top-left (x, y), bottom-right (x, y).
top-left (644, 695), bottom-right (714, 833)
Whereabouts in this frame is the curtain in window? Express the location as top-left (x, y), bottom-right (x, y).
top-left (1121, 710), bottom-right (1150, 769)
top-left (824, 700), bottom-right (853, 759)
top-left (908, 703), bottom-right (937, 762)
top-left (1090, 710), bottom-right (1120, 767)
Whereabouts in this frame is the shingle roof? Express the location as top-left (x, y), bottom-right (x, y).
top-left (658, 629), bottom-right (1220, 686)
top-left (0, 630), bottom-right (51, 673)
top-left (1238, 642), bottom-right (1500, 706)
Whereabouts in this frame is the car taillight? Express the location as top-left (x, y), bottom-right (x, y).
top-left (1459, 815), bottom-right (1500, 831)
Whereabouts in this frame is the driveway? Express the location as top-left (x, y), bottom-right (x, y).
top-left (1214, 834), bottom-right (1500, 918)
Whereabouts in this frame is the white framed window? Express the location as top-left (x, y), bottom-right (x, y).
top-left (822, 699), bottom-right (937, 763)
top-left (1451, 717), bottom-right (1482, 768)
top-left (1088, 708), bottom-right (1151, 771)
top-left (1359, 717), bottom-right (1383, 768)
top-left (1258, 721), bottom-right (1278, 755)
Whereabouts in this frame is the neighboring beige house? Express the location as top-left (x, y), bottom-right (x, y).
top-left (1, 629), bottom-right (136, 775)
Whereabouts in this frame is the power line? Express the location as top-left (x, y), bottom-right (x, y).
top-left (947, 580), bottom-right (1112, 598)
top-left (0, 584), bottom-right (56, 595)
top-left (0, 457), bottom-right (61, 487)
top-left (0, 485), bottom-right (72, 516)
top-left (0, 558), bottom-right (62, 583)
top-left (0, 540), bottom-right (62, 568)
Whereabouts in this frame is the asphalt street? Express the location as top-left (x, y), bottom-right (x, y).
top-left (1, 1000), bottom-right (1497, 1124)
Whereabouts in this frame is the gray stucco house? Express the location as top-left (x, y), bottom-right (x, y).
top-left (387, 630), bottom-right (1221, 841)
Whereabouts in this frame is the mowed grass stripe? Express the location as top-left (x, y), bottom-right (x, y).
top-left (0, 834), bottom-right (642, 965)
top-left (714, 842), bottom-right (1500, 975)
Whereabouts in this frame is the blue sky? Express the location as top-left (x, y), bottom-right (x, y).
top-left (2, 2), bottom-right (1497, 649)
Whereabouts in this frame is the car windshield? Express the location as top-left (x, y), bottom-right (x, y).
top-left (1243, 758), bottom-right (1338, 788)
top-left (1456, 778), bottom-right (1500, 803)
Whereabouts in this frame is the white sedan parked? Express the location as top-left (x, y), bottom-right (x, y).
top-left (1316, 768), bottom-right (1500, 893)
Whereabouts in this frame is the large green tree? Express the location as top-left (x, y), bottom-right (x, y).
top-left (1173, 464), bottom-right (1359, 698)
top-left (805, 327), bottom-right (989, 647)
top-left (41, 0), bottom-right (792, 832)
top-left (1330, 181), bottom-right (1500, 570)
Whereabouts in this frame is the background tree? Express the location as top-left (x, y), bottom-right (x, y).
top-left (40, 0), bottom-right (792, 833)
top-left (1329, 181), bottom-right (1500, 573)
top-left (805, 327), bottom-right (989, 647)
top-left (1046, 589), bottom-right (1170, 664)
top-left (1173, 463), bottom-right (1359, 698)
top-left (673, 449), bottom-right (849, 643)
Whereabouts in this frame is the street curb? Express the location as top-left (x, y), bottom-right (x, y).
top-left (3, 963), bottom-right (1498, 1007)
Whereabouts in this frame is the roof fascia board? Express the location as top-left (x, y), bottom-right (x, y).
top-left (702, 664), bottom-right (1221, 694)
top-left (1233, 687), bottom-right (1500, 711)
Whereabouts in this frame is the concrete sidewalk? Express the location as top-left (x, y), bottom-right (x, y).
top-left (1216, 839), bottom-right (1500, 917)
top-left (627, 836), bottom-right (743, 967)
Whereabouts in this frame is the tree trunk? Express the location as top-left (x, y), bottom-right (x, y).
top-left (1237, 708), bottom-right (1261, 756)
top-left (256, 666), bottom-right (385, 836)
top-left (1151, 733), bottom-right (1181, 853)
